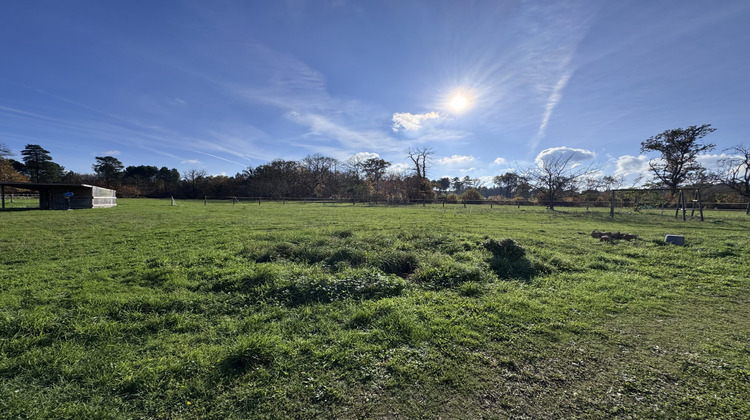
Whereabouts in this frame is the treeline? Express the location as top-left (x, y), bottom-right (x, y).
top-left (2, 125), bottom-right (749, 206)
top-left (0, 145), bottom-right (529, 201)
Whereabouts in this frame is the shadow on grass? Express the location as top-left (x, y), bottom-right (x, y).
top-left (0, 207), bottom-right (42, 212)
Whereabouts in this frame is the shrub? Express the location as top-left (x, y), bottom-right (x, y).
top-left (445, 193), bottom-right (459, 202)
top-left (460, 188), bottom-right (484, 201)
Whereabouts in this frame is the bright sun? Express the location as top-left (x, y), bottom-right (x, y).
top-left (450, 93), bottom-right (468, 111)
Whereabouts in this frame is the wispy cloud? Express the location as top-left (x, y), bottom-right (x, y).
top-left (181, 159), bottom-right (200, 165)
top-left (188, 150), bottom-right (246, 167)
top-left (532, 70), bottom-right (572, 148)
top-left (288, 112), bottom-right (402, 153)
top-left (1, 94), bottom-right (259, 169)
top-left (493, 157), bottom-right (506, 165)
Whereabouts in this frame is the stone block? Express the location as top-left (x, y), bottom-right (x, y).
top-left (665, 235), bottom-right (685, 246)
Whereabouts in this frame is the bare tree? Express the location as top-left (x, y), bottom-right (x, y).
top-left (183, 168), bottom-right (207, 189)
top-left (527, 152), bottom-right (597, 210)
top-left (601, 176), bottom-right (622, 191)
top-left (406, 147), bottom-right (433, 179)
top-left (718, 144), bottom-right (750, 203)
top-left (346, 154), bottom-right (370, 180)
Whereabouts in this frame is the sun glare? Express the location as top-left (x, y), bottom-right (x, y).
top-left (450, 93), bottom-right (468, 111)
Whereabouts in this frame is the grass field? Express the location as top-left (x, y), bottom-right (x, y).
top-left (1, 199), bottom-right (748, 419)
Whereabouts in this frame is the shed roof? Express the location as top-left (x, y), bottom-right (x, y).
top-left (0, 182), bottom-right (96, 189)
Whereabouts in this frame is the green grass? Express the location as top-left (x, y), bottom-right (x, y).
top-left (1, 199), bottom-right (749, 418)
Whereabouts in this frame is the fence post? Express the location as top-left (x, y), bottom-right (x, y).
top-left (681, 191), bottom-right (687, 221)
top-left (204, 196), bottom-right (207, 205)
top-left (610, 190), bottom-right (615, 218)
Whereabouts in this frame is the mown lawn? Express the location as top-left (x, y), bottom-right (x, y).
top-left (1, 199), bottom-right (748, 419)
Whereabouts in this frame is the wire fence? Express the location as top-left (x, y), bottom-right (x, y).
top-left (199, 196), bottom-right (750, 212)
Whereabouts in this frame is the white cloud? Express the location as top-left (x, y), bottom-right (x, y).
top-left (392, 112), bottom-right (441, 131)
top-left (387, 162), bottom-right (410, 175)
top-left (613, 155), bottom-right (649, 178)
top-left (350, 151), bottom-right (380, 161)
top-left (181, 159), bottom-right (200, 165)
top-left (493, 157), bottom-right (506, 165)
top-left (438, 155), bottom-right (475, 165)
top-left (102, 150), bottom-right (120, 156)
top-left (459, 167), bottom-right (477, 173)
top-left (696, 153), bottom-right (734, 171)
top-left (535, 146), bottom-right (596, 166)
top-left (478, 175), bottom-right (495, 187)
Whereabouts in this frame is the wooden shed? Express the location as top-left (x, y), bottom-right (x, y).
top-left (0, 182), bottom-right (117, 210)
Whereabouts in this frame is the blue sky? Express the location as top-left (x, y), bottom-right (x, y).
top-left (1, 0), bottom-right (749, 185)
